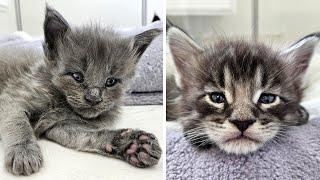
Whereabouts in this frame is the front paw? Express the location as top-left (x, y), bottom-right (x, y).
top-left (106, 129), bottom-right (162, 168)
top-left (5, 142), bottom-right (43, 176)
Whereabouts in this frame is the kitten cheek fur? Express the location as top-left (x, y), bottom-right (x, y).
top-left (168, 27), bottom-right (318, 154)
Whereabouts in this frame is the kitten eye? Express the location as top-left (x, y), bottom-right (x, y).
top-left (105, 77), bottom-right (118, 87)
top-left (71, 72), bottom-right (84, 83)
top-left (258, 93), bottom-right (276, 104)
top-left (210, 92), bottom-right (226, 104)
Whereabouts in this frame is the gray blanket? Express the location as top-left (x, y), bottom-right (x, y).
top-left (166, 118), bottom-right (320, 180)
top-left (123, 22), bottom-right (163, 105)
top-left (0, 22), bottom-right (163, 105)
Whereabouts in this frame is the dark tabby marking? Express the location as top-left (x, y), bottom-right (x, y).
top-left (0, 6), bottom-right (162, 176)
top-left (167, 26), bottom-right (317, 154)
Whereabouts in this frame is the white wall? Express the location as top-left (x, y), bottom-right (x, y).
top-left (0, 0), bottom-right (163, 37)
top-left (168, 0), bottom-right (251, 42)
top-left (20, 0), bottom-right (142, 37)
top-left (168, 0), bottom-right (320, 43)
top-left (0, 0), bottom-right (18, 36)
top-left (259, 0), bottom-right (320, 43)
top-left (147, 0), bottom-right (163, 22)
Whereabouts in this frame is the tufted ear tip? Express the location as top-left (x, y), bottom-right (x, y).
top-left (281, 34), bottom-right (320, 80)
top-left (167, 27), bottom-right (203, 88)
top-left (133, 28), bottom-right (162, 59)
top-left (43, 6), bottom-right (70, 61)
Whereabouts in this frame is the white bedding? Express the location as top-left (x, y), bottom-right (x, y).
top-left (0, 105), bottom-right (164, 180)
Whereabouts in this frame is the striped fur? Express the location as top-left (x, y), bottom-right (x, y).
top-left (167, 27), bottom-right (317, 154)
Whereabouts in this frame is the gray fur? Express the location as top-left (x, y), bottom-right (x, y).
top-left (0, 7), bottom-right (161, 176)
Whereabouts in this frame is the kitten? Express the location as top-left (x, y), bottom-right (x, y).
top-left (0, 7), bottom-right (162, 176)
top-left (167, 26), bottom-right (317, 155)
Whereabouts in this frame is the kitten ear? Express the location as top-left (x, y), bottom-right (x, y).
top-left (132, 28), bottom-right (162, 60)
top-left (152, 14), bottom-right (160, 22)
top-left (281, 34), bottom-right (319, 80)
top-left (168, 27), bottom-right (203, 88)
top-left (283, 105), bottom-right (309, 126)
top-left (43, 5), bottom-right (70, 59)
top-left (166, 18), bottom-right (174, 31)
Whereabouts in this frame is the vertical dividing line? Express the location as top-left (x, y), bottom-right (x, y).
top-left (252, 0), bottom-right (258, 42)
top-left (14, 0), bottom-right (22, 31)
top-left (142, 0), bottom-right (147, 26)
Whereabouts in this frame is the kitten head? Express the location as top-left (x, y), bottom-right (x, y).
top-left (168, 27), bottom-right (317, 154)
top-left (43, 7), bottom-right (161, 119)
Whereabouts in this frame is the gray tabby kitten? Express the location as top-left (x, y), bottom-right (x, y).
top-left (0, 7), bottom-right (161, 176)
top-left (167, 26), bottom-right (317, 155)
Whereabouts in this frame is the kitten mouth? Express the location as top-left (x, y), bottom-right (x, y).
top-left (225, 134), bottom-right (260, 144)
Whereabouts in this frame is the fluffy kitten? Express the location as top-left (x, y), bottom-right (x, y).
top-left (167, 26), bottom-right (317, 155)
top-left (0, 7), bottom-right (162, 176)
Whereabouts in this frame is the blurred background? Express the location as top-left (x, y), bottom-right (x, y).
top-left (167, 0), bottom-right (320, 44)
top-left (0, 0), bottom-right (163, 37)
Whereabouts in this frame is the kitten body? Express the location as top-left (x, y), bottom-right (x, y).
top-left (0, 7), bottom-right (162, 176)
top-left (167, 26), bottom-right (316, 155)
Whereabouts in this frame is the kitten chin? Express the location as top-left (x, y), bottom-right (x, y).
top-left (71, 102), bottom-right (116, 119)
top-left (168, 26), bottom-right (317, 155)
top-left (219, 139), bottom-right (263, 155)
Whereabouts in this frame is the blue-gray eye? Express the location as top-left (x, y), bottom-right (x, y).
top-left (259, 93), bottom-right (276, 104)
top-left (210, 92), bottom-right (225, 103)
top-left (106, 77), bottom-right (118, 87)
top-left (71, 72), bottom-right (84, 83)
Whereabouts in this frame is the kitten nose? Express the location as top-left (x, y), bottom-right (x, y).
top-left (229, 119), bottom-right (256, 132)
top-left (85, 88), bottom-right (102, 106)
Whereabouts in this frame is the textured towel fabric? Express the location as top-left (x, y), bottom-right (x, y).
top-left (166, 118), bottom-right (320, 180)
top-left (123, 92), bottom-right (162, 105)
top-left (126, 33), bottom-right (163, 93)
top-left (123, 21), bottom-right (163, 105)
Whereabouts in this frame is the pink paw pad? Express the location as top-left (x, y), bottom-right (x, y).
top-left (126, 143), bottom-right (138, 154)
top-left (142, 144), bottom-right (152, 151)
top-left (139, 135), bottom-right (150, 141)
top-left (138, 152), bottom-right (150, 164)
top-left (105, 144), bottom-right (114, 152)
top-left (130, 156), bottom-right (139, 165)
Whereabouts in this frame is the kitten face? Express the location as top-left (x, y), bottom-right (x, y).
top-left (43, 7), bottom-right (160, 119)
top-left (51, 29), bottom-right (134, 118)
top-left (168, 27), bottom-right (316, 154)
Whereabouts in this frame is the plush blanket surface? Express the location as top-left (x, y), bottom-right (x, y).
top-left (120, 21), bottom-right (163, 105)
top-left (166, 116), bottom-right (320, 180)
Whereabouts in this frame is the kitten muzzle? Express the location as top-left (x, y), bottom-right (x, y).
top-left (85, 88), bottom-right (102, 106)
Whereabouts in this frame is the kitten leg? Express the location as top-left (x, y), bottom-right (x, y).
top-left (0, 98), bottom-right (42, 176)
top-left (36, 110), bottom-right (161, 167)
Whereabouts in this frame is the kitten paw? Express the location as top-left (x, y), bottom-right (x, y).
top-left (5, 142), bottom-right (43, 176)
top-left (106, 129), bottom-right (162, 168)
